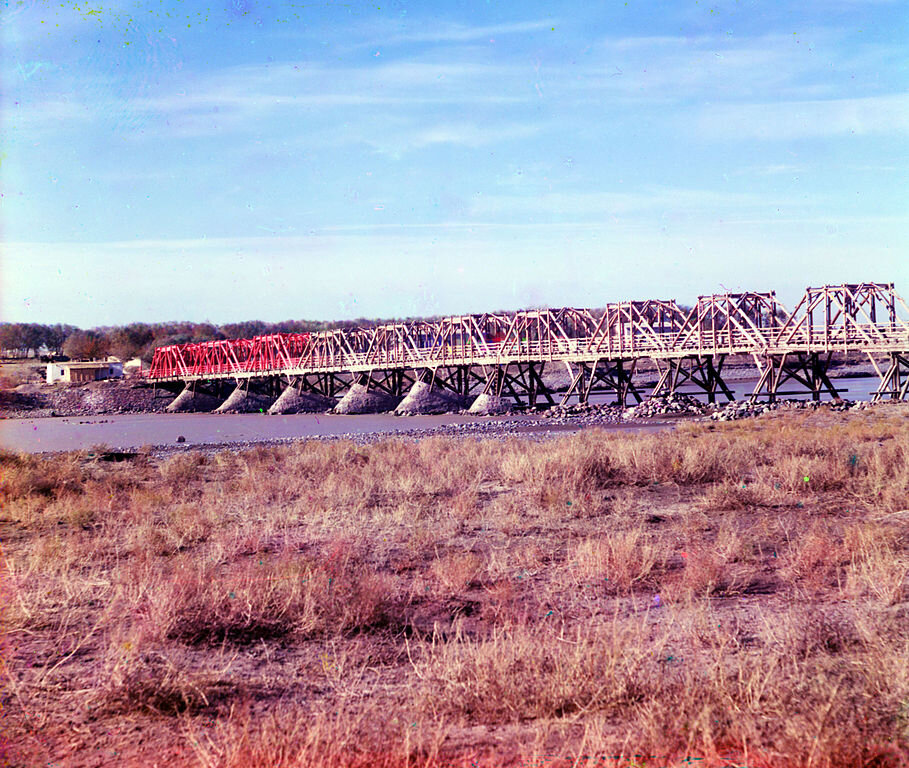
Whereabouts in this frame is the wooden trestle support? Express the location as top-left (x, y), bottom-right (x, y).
top-left (751, 352), bottom-right (841, 403)
top-left (651, 355), bottom-right (735, 404)
top-left (559, 359), bottom-right (643, 407)
top-left (872, 352), bottom-right (909, 401)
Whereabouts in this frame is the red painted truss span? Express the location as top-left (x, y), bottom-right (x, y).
top-left (147, 333), bottom-right (311, 380)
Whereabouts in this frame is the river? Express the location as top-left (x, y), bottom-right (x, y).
top-left (0, 375), bottom-right (882, 454)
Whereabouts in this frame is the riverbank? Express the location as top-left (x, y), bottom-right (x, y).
top-left (2, 407), bottom-right (908, 767)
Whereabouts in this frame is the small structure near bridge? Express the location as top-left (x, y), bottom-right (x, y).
top-left (47, 360), bottom-right (124, 384)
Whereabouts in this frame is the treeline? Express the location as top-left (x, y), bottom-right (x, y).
top-left (0, 317), bottom-right (437, 363)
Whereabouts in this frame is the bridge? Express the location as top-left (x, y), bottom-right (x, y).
top-left (145, 282), bottom-right (909, 414)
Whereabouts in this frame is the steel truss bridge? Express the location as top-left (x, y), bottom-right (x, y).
top-left (146, 282), bottom-right (909, 409)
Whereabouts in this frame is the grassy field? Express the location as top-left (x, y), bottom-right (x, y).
top-left (2, 406), bottom-right (908, 768)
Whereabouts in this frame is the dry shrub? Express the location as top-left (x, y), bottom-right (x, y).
top-left (97, 638), bottom-right (229, 716)
top-left (616, 605), bottom-right (909, 767)
top-left (852, 429), bottom-right (909, 512)
top-left (665, 546), bottom-right (728, 600)
top-left (446, 489), bottom-right (478, 521)
top-left (161, 452), bottom-right (209, 485)
top-left (572, 530), bottom-right (660, 593)
top-left (701, 480), bottom-right (762, 510)
top-left (787, 607), bottom-right (866, 658)
top-left (431, 551), bottom-right (485, 595)
top-left (42, 492), bottom-right (97, 528)
top-left (780, 525), bottom-right (847, 595)
top-left (480, 580), bottom-right (526, 627)
top-left (842, 524), bottom-right (909, 605)
top-left (414, 619), bottom-right (655, 724)
top-left (701, 478), bottom-right (794, 510)
top-left (164, 550), bottom-right (398, 645)
top-left (5, 411), bottom-right (909, 767)
top-left (663, 530), bottom-right (760, 602)
top-left (0, 452), bottom-right (90, 528)
top-left (187, 700), bottom-right (444, 768)
top-left (158, 501), bottom-right (215, 553)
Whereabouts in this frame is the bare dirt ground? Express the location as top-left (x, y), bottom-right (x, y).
top-left (2, 406), bottom-right (908, 768)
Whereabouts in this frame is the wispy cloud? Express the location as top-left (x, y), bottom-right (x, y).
top-left (468, 187), bottom-right (810, 221)
top-left (8, 25), bottom-right (904, 148)
top-left (697, 93), bottom-right (909, 139)
top-left (374, 19), bottom-right (558, 46)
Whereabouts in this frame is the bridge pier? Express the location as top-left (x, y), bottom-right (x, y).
top-left (333, 373), bottom-right (403, 414)
top-left (396, 378), bottom-right (466, 415)
top-left (214, 379), bottom-right (277, 413)
top-left (268, 377), bottom-right (337, 413)
top-left (751, 352), bottom-right (840, 403)
top-left (165, 380), bottom-right (230, 412)
top-left (651, 355), bottom-right (734, 404)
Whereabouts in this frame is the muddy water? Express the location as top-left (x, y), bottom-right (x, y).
top-left (0, 376), bottom-right (882, 454)
top-left (0, 411), bottom-right (676, 454)
top-left (0, 412), bottom-right (506, 454)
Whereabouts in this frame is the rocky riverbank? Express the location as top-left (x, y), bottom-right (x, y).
top-left (0, 379), bottom-right (168, 418)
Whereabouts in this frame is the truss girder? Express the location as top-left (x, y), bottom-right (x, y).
top-left (146, 283), bottom-right (909, 403)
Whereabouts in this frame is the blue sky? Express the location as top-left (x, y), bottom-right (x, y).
top-left (2, 0), bottom-right (907, 327)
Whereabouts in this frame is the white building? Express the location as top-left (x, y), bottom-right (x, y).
top-left (46, 360), bottom-right (124, 384)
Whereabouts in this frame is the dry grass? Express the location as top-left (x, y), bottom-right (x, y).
top-left (2, 405), bottom-right (909, 767)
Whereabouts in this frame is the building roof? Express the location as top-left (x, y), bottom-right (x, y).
top-left (50, 361), bottom-right (120, 369)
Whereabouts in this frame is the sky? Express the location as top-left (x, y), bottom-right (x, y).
top-left (1, 0), bottom-right (907, 328)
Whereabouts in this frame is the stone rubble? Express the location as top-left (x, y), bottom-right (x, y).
top-left (623, 393), bottom-right (707, 419)
top-left (0, 378), bottom-right (170, 418)
top-left (708, 397), bottom-right (862, 421)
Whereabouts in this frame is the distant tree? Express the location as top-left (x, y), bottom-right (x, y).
top-left (141, 330), bottom-right (192, 363)
top-left (0, 324), bottom-right (24, 357)
top-left (106, 323), bottom-right (155, 360)
top-left (220, 321), bottom-right (267, 339)
top-left (20, 324), bottom-right (47, 357)
top-left (63, 330), bottom-right (109, 361)
top-left (45, 324), bottom-right (77, 356)
top-left (190, 323), bottom-right (223, 343)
